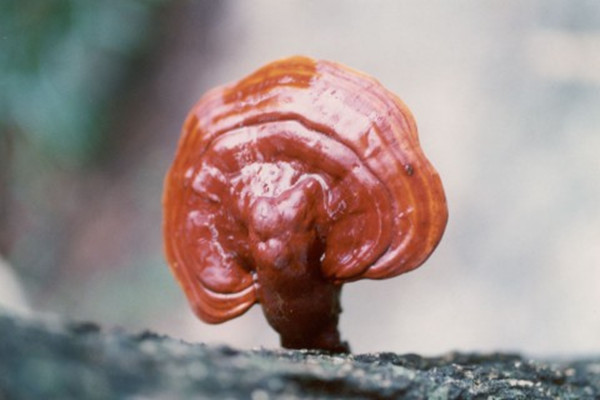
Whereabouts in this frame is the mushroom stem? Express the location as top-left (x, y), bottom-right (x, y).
top-left (256, 267), bottom-right (349, 353)
top-left (249, 189), bottom-right (350, 353)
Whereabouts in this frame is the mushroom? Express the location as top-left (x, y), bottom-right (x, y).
top-left (163, 56), bottom-right (448, 352)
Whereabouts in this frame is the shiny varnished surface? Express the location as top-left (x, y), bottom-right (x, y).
top-left (163, 56), bottom-right (448, 351)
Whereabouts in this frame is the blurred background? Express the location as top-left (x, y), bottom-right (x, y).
top-left (1, 0), bottom-right (599, 357)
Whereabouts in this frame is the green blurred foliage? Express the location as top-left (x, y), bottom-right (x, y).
top-left (0, 0), bottom-right (166, 166)
top-left (0, 0), bottom-right (170, 289)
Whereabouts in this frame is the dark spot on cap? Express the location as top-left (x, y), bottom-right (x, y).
top-left (405, 164), bottom-right (414, 176)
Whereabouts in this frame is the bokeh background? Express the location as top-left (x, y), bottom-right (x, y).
top-left (1, 0), bottom-right (599, 357)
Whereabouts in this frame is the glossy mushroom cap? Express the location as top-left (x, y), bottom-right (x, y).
top-left (163, 56), bottom-right (448, 348)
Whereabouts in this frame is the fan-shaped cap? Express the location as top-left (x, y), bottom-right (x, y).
top-left (163, 56), bottom-right (448, 324)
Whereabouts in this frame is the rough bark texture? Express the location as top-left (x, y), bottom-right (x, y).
top-left (1, 312), bottom-right (599, 399)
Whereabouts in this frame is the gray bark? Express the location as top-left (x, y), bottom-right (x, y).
top-left (1, 311), bottom-right (598, 399)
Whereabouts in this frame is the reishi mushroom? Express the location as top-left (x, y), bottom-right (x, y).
top-left (163, 56), bottom-right (448, 353)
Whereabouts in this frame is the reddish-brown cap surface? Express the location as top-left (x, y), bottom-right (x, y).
top-left (163, 56), bottom-right (448, 325)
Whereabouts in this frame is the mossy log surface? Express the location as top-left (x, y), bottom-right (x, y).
top-left (1, 312), bottom-right (599, 399)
